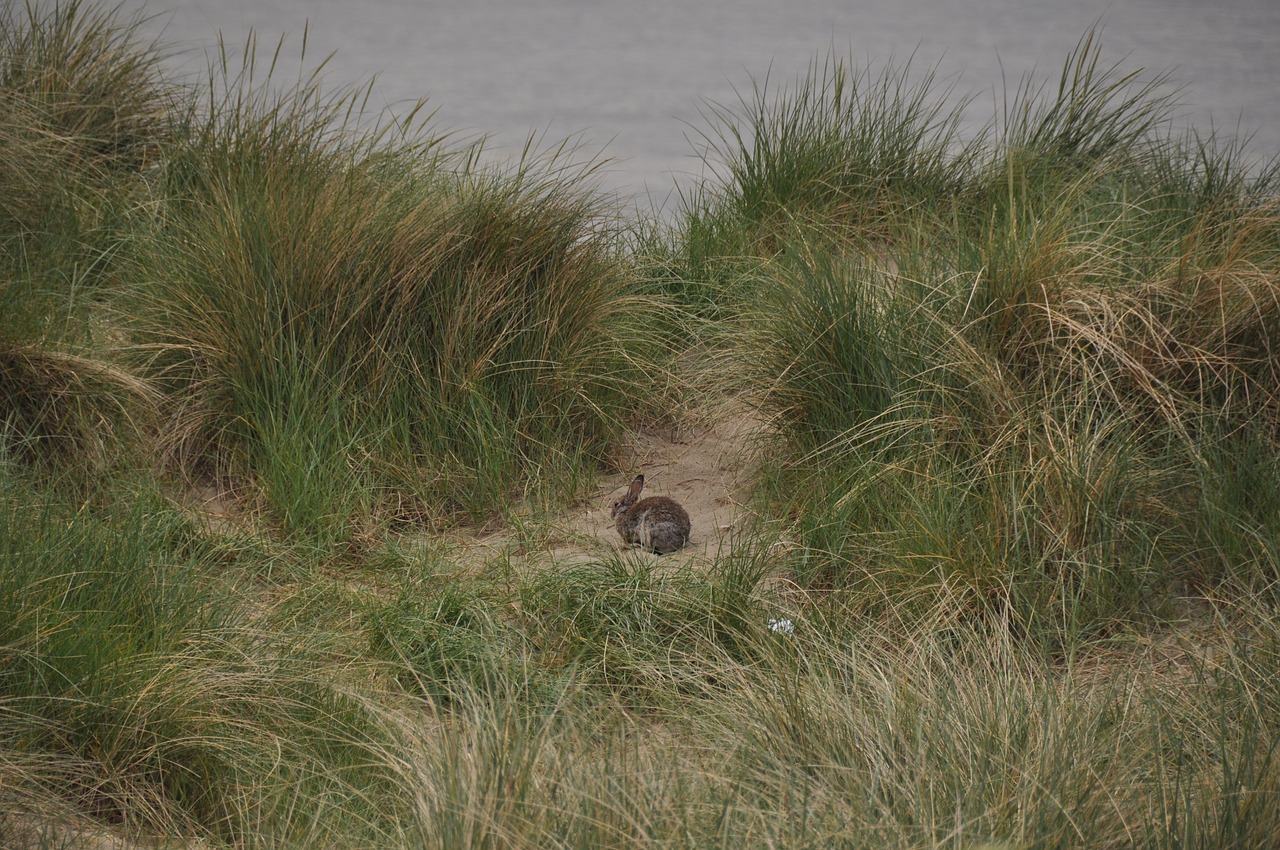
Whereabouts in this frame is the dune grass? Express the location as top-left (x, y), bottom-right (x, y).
top-left (2, 3), bottom-right (1279, 847)
top-left (0, 0), bottom-right (172, 256)
top-left (687, 36), bottom-right (1280, 648)
top-left (0, 459), bottom-right (424, 847)
top-left (123, 36), bottom-right (672, 541)
top-left (5, 476), bottom-right (1273, 850)
top-left (1, 0), bottom-right (171, 470)
top-left (256, 569), bottom-right (1280, 850)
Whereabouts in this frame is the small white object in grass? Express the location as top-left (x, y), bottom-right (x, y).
top-left (767, 617), bottom-right (794, 634)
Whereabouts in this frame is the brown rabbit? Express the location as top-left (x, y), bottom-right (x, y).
top-left (610, 474), bottom-right (691, 554)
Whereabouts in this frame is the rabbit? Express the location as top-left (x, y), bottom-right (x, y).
top-left (610, 474), bottom-right (691, 554)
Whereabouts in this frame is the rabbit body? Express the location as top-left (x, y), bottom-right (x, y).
top-left (610, 474), bottom-right (691, 555)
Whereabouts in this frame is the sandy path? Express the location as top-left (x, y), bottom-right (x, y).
top-left (570, 405), bottom-right (763, 561)
top-left (186, 401), bottom-right (768, 570)
top-left (459, 403), bottom-right (766, 567)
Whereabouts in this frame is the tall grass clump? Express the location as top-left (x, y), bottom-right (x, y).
top-left (0, 462), bottom-right (424, 846)
top-left (129, 41), bottom-right (669, 540)
top-left (699, 53), bottom-right (979, 241)
top-left (651, 52), bottom-right (982, 319)
top-left (0, 0), bottom-right (174, 261)
top-left (729, 35), bottom-right (1280, 644)
top-left (1, 0), bottom-right (174, 470)
top-left (995, 30), bottom-right (1175, 179)
top-left (352, 594), bottom-right (1280, 850)
top-left (365, 569), bottom-right (535, 706)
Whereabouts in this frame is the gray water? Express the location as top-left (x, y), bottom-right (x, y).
top-left (126, 0), bottom-right (1280, 207)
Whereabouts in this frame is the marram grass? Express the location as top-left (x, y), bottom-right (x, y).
top-left (1, 0), bottom-right (172, 468)
top-left (709, 38), bottom-right (1280, 643)
top-left (7, 489), bottom-right (1277, 849)
top-left (0, 0), bottom-right (172, 259)
top-left (124, 35), bottom-right (673, 537)
top-left (2, 3), bottom-right (1279, 847)
top-left (0, 462), bottom-right (422, 846)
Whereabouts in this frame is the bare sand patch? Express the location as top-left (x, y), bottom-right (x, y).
top-left (570, 403), bottom-right (764, 561)
top-left (451, 402), bottom-right (767, 569)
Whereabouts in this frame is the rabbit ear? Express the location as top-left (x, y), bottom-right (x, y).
top-left (627, 475), bottom-right (646, 500)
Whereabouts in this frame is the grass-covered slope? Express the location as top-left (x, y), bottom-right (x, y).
top-left (129, 66), bottom-right (663, 537)
top-left (2, 4), bottom-right (1279, 847)
top-left (676, 37), bottom-right (1280, 646)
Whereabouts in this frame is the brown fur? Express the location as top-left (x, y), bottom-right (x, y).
top-left (610, 474), bottom-right (691, 554)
